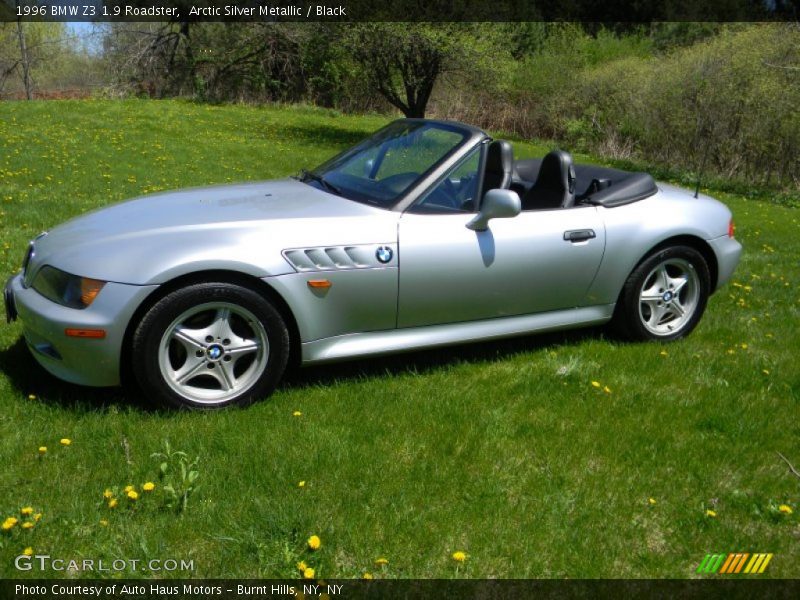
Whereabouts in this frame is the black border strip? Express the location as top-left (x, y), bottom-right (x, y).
top-left (3, 579), bottom-right (800, 600)
top-left (2, 0), bottom-right (800, 23)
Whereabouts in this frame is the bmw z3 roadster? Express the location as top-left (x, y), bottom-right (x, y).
top-left (4, 119), bottom-right (742, 409)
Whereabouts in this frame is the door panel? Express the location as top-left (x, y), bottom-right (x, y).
top-left (398, 207), bottom-right (606, 328)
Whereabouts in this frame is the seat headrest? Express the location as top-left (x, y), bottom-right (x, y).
top-left (536, 150), bottom-right (576, 195)
top-left (487, 140), bottom-right (513, 174)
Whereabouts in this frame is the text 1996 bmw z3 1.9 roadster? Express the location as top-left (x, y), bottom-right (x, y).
top-left (4, 119), bottom-right (742, 409)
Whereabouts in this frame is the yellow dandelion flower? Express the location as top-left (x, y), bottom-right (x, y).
top-left (21, 522), bottom-right (34, 530)
top-left (27, 394), bottom-right (35, 400)
top-left (298, 481), bottom-right (306, 488)
top-left (127, 490), bottom-right (139, 501)
top-left (2, 517), bottom-right (18, 530)
top-left (648, 498), bottom-right (657, 505)
top-left (33, 513), bottom-right (42, 522)
top-left (60, 438), bottom-right (71, 446)
top-left (375, 557), bottom-right (389, 566)
top-left (99, 519), bottom-right (109, 527)
top-left (362, 573), bottom-right (373, 579)
top-left (591, 381), bottom-right (601, 388)
top-left (108, 498), bottom-right (118, 509)
top-left (22, 547), bottom-right (33, 556)
top-left (142, 482), bottom-right (155, 492)
top-left (452, 551), bottom-right (467, 562)
top-left (778, 504), bottom-right (793, 515)
top-left (659, 350), bottom-right (668, 357)
top-left (20, 507), bottom-right (33, 516)
top-left (103, 489), bottom-right (114, 499)
top-left (297, 560), bottom-right (307, 572)
top-left (603, 386), bottom-right (611, 394)
top-left (123, 485), bottom-right (134, 493)
top-left (762, 369), bottom-right (770, 375)
top-left (307, 535), bottom-right (321, 550)
top-left (740, 343), bottom-right (748, 349)
top-left (293, 411), bottom-right (302, 417)
top-left (38, 446), bottom-right (47, 455)
top-left (303, 567), bottom-right (315, 579)
top-left (705, 509), bottom-right (717, 518)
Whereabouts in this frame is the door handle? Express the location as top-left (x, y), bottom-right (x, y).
top-left (563, 229), bottom-right (596, 242)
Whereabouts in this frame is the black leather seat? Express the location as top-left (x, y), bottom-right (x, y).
top-left (480, 140), bottom-right (513, 198)
top-left (522, 150), bottom-right (577, 210)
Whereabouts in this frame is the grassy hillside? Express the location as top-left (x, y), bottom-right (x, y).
top-left (0, 100), bottom-right (798, 579)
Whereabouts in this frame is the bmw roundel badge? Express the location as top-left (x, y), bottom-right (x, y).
top-left (376, 246), bottom-right (393, 264)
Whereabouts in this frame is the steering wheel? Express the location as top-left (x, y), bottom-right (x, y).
top-left (438, 177), bottom-right (461, 208)
top-left (417, 177), bottom-right (464, 211)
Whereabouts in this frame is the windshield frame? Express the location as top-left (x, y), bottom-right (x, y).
top-left (301, 119), bottom-right (488, 212)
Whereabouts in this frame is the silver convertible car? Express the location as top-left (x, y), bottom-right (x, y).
top-left (4, 119), bottom-right (741, 409)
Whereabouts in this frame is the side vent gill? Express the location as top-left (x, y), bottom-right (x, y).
top-left (283, 244), bottom-right (393, 272)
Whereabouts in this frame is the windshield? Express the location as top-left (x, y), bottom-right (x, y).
top-left (300, 121), bottom-right (469, 208)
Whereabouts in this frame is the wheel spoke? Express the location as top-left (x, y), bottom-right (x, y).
top-left (174, 355), bottom-right (207, 384)
top-left (641, 291), bottom-right (662, 302)
top-left (670, 299), bottom-right (686, 317)
top-left (670, 274), bottom-right (689, 294)
top-left (648, 303), bottom-right (666, 327)
top-left (227, 340), bottom-right (259, 357)
top-left (210, 307), bottom-right (237, 341)
top-left (655, 266), bottom-right (669, 292)
top-left (172, 327), bottom-right (205, 351)
top-left (207, 362), bottom-right (236, 391)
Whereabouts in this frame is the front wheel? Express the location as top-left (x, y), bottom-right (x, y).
top-left (612, 245), bottom-right (711, 342)
top-left (131, 282), bottom-right (290, 409)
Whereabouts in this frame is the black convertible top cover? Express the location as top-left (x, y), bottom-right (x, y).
top-left (513, 159), bottom-right (658, 208)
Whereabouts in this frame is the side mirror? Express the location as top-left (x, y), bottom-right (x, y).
top-left (466, 189), bottom-right (521, 231)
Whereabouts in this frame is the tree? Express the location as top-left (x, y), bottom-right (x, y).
top-left (344, 24), bottom-right (492, 118)
top-left (0, 22), bottom-right (68, 98)
top-left (16, 19), bottom-right (32, 99)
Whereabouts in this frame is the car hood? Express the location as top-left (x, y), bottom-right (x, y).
top-left (30, 179), bottom-right (398, 285)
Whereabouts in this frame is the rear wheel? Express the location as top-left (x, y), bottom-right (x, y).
top-left (131, 282), bottom-right (289, 409)
top-left (612, 245), bottom-right (710, 341)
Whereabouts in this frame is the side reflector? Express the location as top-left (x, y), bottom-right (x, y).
top-left (65, 328), bottom-right (106, 339)
top-left (307, 279), bottom-right (332, 289)
top-left (728, 219), bottom-right (736, 238)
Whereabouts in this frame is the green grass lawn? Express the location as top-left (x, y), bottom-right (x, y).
top-left (0, 99), bottom-right (798, 579)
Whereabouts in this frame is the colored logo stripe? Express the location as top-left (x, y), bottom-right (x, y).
top-left (697, 553), bottom-right (773, 574)
top-left (720, 553), bottom-right (749, 573)
top-left (697, 554), bottom-right (726, 574)
top-left (744, 553), bottom-right (773, 574)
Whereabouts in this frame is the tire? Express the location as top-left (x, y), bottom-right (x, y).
top-left (131, 282), bottom-right (290, 409)
top-left (612, 245), bottom-right (710, 342)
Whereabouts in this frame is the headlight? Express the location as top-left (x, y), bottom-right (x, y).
top-left (21, 244), bottom-right (35, 287)
top-left (31, 266), bottom-right (106, 309)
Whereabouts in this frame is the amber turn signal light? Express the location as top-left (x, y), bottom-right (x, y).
top-left (307, 279), bottom-right (332, 289)
top-left (80, 278), bottom-right (105, 307)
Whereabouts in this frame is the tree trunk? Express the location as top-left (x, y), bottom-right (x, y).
top-left (16, 17), bottom-right (32, 100)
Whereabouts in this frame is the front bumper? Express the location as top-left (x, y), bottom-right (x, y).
top-left (4, 275), bottom-right (17, 323)
top-left (5, 273), bottom-right (158, 387)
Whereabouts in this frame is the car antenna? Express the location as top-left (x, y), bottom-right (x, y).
top-left (694, 142), bottom-right (710, 199)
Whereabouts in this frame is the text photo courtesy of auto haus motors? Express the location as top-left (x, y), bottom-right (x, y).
top-left (5, 119), bottom-right (741, 409)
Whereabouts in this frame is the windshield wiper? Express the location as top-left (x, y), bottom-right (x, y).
top-left (298, 169), bottom-right (343, 196)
